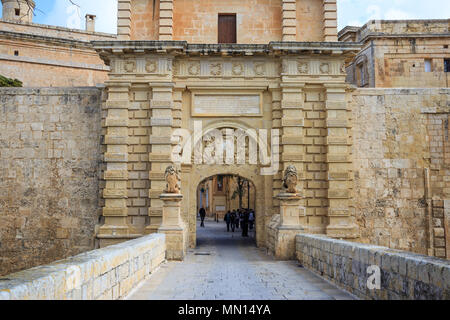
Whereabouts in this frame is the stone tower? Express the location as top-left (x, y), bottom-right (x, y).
top-left (1, 0), bottom-right (35, 23)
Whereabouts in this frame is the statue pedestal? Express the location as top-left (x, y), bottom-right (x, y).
top-left (158, 193), bottom-right (187, 261)
top-left (274, 192), bottom-right (305, 260)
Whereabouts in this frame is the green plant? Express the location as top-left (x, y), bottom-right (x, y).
top-left (0, 75), bottom-right (23, 87)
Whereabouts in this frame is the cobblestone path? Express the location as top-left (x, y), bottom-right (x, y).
top-left (127, 219), bottom-right (355, 300)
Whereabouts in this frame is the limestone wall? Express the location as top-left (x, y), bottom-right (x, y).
top-left (125, 0), bottom-right (336, 42)
top-left (0, 234), bottom-right (166, 300)
top-left (0, 87), bottom-right (104, 277)
top-left (296, 234), bottom-right (450, 300)
top-left (351, 88), bottom-right (450, 258)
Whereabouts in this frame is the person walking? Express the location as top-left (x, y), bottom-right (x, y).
top-left (235, 210), bottom-right (240, 229)
top-left (249, 210), bottom-right (255, 230)
top-left (241, 210), bottom-right (249, 237)
top-left (224, 211), bottom-right (231, 232)
top-left (230, 211), bottom-right (236, 232)
top-left (199, 207), bottom-right (206, 228)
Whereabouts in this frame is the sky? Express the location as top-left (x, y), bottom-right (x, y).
top-left (0, 0), bottom-right (449, 34)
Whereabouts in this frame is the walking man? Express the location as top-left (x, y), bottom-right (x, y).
top-left (241, 210), bottom-right (249, 237)
top-left (224, 211), bottom-right (231, 232)
top-left (230, 211), bottom-right (236, 232)
top-left (199, 207), bottom-right (206, 228)
top-left (249, 210), bottom-right (255, 230)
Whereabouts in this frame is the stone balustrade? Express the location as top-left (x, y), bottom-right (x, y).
top-left (296, 234), bottom-right (450, 300)
top-left (0, 234), bottom-right (166, 300)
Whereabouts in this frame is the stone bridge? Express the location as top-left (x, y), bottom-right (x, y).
top-left (1, 218), bottom-right (448, 300)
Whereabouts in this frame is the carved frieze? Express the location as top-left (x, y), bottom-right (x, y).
top-left (297, 61), bottom-right (309, 74)
top-left (232, 63), bottom-right (244, 76)
top-left (210, 63), bottom-right (223, 76)
top-left (320, 63), bottom-right (330, 74)
top-left (188, 61), bottom-right (201, 76)
top-left (253, 62), bottom-right (265, 76)
top-left (145, 60), bottom-right (158, 73)
top-left (124, 60), bottom-right (136, 73)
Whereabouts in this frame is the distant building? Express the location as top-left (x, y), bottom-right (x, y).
top-left (339, 19), bottom-right (450, 88)
top-left (0, 0), bottom-right (116, 86)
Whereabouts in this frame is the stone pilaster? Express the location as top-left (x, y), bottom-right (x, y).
top-left (282, 0), bottom-right (297, 41)
top-left (323, 0), bottom-right (338, 42)
top-left (324, 84), bottom-right (358, 239)
top-left (147, 82), bottom-right (175, 234)
top-left (98, 82), bottom-right (131, 246)
top-left (274, 192), bottom-right (305, 260)
top-left (159, 0), bottom-right (174, 41)
top-left (280, 81), bottom-right (306, 210)
top-left (159, 193), bottom-right (187, 260)
top-left (117, 0), bottom-right (132, 40)
top-left (270, 87), bottom-right (282, 213)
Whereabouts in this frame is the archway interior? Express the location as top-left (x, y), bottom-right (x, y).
top-left (196, 174), bottom-right (257, 246)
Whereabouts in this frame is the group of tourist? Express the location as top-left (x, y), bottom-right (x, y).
top-left (223, 209), bottom-right (255, 237)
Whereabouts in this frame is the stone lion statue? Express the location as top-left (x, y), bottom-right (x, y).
top-left (164, 165), bottom-right (181, 194)
top-left (283, 165), bottom-right (298, 194)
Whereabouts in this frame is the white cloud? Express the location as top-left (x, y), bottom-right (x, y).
top-left (42, 0), bottom-right (117, 34)
top-left (384, 9), bottom-right (416, 20)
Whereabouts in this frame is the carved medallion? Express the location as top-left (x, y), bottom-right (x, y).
top-left (124, 60), bottom-right (136, 73)
top-left (210, 63), bottom-right (222, 76)
top-left (232, 63), bottom-right (244, 76)
top-left (145, 60), bottom-right (158, 73)
top-left (188, 62), bottom-right (201, 76)
top-left (320, 62), bottom-right (330, 74)
top-left (297, 61), bottom-right (309, 74)
top-left (253, 62), bottom-right (265, 76)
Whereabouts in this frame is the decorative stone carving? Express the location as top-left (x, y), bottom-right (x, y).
top-left (145, 60), bottom-right (158, 73)
top-left (210, 63), bottom-right (222, 76)
top-left (283, 165), bottom-right (298, 194)
top-left (188, 62), bottom-right (201, 76)
top-left (320, 62), bottom-right (330, 74)
top-left (172, 60), bottom-right (180, 75)
top-left (253, 62), bottom-right (265, 76)
top-left (232, 63), bottom-right (244, 76)
top-left (297, 61), bottom-right (309, 74)
top-left (124, 60), bottom-right (136, 73)
top-left (164, 165), bottom-right (181, 194)
top-left (340, 62), bottom-right (346, 74)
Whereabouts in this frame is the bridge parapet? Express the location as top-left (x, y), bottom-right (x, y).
top-left (0, 234), bottom-right (166, 300)
top-left (296, 234), bottom-right (450, 300)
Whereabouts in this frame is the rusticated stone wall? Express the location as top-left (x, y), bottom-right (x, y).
top-left (351, 88), bottom-right (449, 258)
top-left (0, 87), bottom-right (104, 277)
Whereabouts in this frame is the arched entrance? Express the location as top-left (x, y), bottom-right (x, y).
top-left (196, 174), bottom-right (257, 244)
top-left (184, 164), bottom-right (269, 249)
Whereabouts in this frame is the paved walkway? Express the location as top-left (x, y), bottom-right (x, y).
top-left (126, 219), bottom-right (355, 300)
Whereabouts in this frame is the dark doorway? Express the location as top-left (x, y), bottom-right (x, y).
top-left (218, 14), bottom-right (237, 44)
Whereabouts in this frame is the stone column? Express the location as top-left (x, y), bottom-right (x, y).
top-left (158, 193), bottom-right (187, 260)
top-left (159, 0), bottom-right (174, 40)
top-left (282, 0), bottom-right (297, 41)
top-left (98, 82), bottom-right (131, 246)
top-left (323, 0), bottom-right (338, 42)
top-left (117, 0), bottom-right (132, 40)
top-left (274, 192), bottom-right (305, 260)
top-left (324, 84), bottom-right (358, 239)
